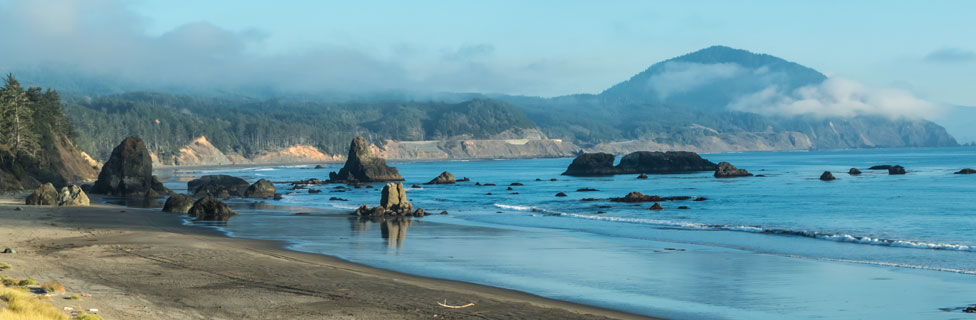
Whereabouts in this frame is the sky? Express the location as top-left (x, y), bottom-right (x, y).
top-left (1, 0), bottom-right (975, 106)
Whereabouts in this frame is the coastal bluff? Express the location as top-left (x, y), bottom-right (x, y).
top-left (562, 151), bottom-right (717, 176)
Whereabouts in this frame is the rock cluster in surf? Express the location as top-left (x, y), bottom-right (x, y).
top-left (562, 151), bottom-right (717, 176)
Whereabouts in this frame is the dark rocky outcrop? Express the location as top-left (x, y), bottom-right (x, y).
top-left (273, 193), bottom-right (283, 200)
top-left (820, 171), bottom-right (835, 181)
top-left (955, 168), bottom-right (976, 174)
top-left (57, 185), bottom-right (89, 206)
top-left (162, 194), bottom-right (195, 213)
top-left (649, 203), bottom-right (663, 210)
top-left (888, 165), bottom-right (906, 175)
top-left (91, 137), bottom-right (170, 196)
top-left (314, 165), bottom-right (325, 169)
top-left (848, 168), bottom-right (862, 175)
top-left (555, 192), bottom-right (568, 197)
top-left (714, 162), bottom-right (752, 178)
top-left (869, 165), bottom-right (893, 170)
top-left (25, 183), bottom-right (58, 206)
top-left (426, 171), bottom-right (455, 184)
top-left (244, 179), bottom-right (276, 198)
top-left (577, 188), bottom-right (598, 192)
top-left (611, 192), bottom-right (662, 203)
top-left (329, 137), bottom-right (403, 182)
top-left (354, 182), bottom-right (421, 217)
top-left (188, 195), bottom-right (236, 221)
top-left (563, 151), bottom-right (717, 176)
top-left (615, 151), bottom-right (718, 174)
top-left (561, 153), bottom-right (616, 176)
top-left (458, 177), bottom-right (470, 182)
top-left (188, 175), bottom-right (250, 198)
top-left (637, 173), bottom-right (648, 179)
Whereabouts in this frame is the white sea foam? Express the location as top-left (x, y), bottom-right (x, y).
top-left (254, 168), bottom-right (277, 171)
top-left (492, 203), bottom-right (976, 253)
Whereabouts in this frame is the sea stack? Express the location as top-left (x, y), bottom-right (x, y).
top-left (848, 168), bottom-right (862, 175)
top-left (90, 137), bottom-right (170, 196)
top-left (714, 162), bottom-right (753, 178)
top-left (562, 153), bottom-right (616, 176)
top-left (329, 137), bottom-right (403, 182)
top-left (888, 165), bottom-right (906, 175)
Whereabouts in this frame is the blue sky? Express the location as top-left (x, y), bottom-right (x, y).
top-left (2, 0), bottom-right (974, 105)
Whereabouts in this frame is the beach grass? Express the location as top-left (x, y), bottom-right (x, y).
top-left (0, 287), bottom-right (70, 320)
top-left (0, 262), bottom-right (10, 270)
top-left (18, 277), bottom-right (37, 286)
top-left (73, 313), bottom-right (101, 320)
top-left (40, 282), bottom-right (65, 293)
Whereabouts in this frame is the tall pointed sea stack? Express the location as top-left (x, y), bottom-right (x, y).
top-left (329, 137), bottom-right (403, 182)
top-left (91, 136), bottom-right (171, 196)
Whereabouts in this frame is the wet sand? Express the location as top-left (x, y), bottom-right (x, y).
top-left (0, 196), bottom-right (650, 320)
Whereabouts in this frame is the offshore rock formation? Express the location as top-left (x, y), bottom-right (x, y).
top-left (329, 137), bottom-right (403, 182)
top-left (820, 171), bottom-right (836, 181)
top-left (354, 182), bottom-right (426, 217)
top-left (955, 168), bottom-right (976, 174)
top-left (244, 179), bottom-right (276, 198)
top-left (888, 165), bottom-right (907, 175)
top-left (849, 168), bottom-right (862, 175)
top-left (188, 195), bottom-right (236, 221)
top-left (426, 171), bottom-right (455, 184)
top-left (714, 162), bottom-right (753, 178)
top-left (188, 175), bottom-right (250, 198)
top-left (91, 137), bottom-right (170, 196)
top-left (562, 151), bottom-right (716, 176)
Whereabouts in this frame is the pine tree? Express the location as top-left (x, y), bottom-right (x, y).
top-left (0, 74), bottom-right (39, 156)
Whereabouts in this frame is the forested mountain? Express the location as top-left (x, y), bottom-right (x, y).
top-left (30, 46), bottom-right (960, 165)
top-left (64, 94), bottom-right (537, 161)
top-left (0, 75), bottom-right (96, 191)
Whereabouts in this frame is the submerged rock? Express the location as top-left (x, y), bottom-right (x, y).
top-left (649, 203), bottom-right (663, 210)
top-left (888, 165), bottom-right (906, 175)
top-left (57, 185), bottom-right (90, 206)
top-left (956, 168), bottom-right (976, 174)
top-left (188, 195), bottom-right (237, 221)
top-left (426, 171), bottom-right (455, 184)
top-left (714, 162), bottom-right (753, 178)
top-left (611, 192), bottom-right (662, 203)
top-left (25, 183), bottom-right (59, 206)
top-left (637, 173), bottom-right (648, 179)
top-left (244, 179), bottom-right (276, 198)
top-left (869, 165), bottom-right (893, 170)
top-left (848, 168), bottom-right (862, 175)
top-left (91, 137), bottom-right (170, 196)
top-left (162, 194), bottom-right (195, 213)
top-left (555, 192), bottom-right (568, 197)
top-left (820, 171), bottom-right (835, 181)
top-left (329, 136), bottom-right (403, 182)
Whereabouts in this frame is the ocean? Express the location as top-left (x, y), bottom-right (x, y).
top-left (156, 147), bottom-right (976, 319)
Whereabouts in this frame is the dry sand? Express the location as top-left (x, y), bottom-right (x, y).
top-left (0, 196), bottom-right (651, 319)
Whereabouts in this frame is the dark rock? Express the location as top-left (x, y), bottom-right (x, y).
top-left (615, 151), bottom-right (718, 174)
top-left (510, 182), bottom-right (523, 186)
top-left (308, 189), bottom-right (322, 194)
top-left (440, 211), bottom-right (448, 215)
top-left (550, 178), bottom-right (558, 181)
top-left (576, 188), bottom-right (598, 192)
top-left (555, 192), bottom-right (568, 197)
top-left (596, 211), bottom-right (606, 214)
top-left (483, 183), bottom-right (496, 186)
top-left (329, 137), bottom-right (403, 182)
top-left (485, 193), bottom-right (493, 195)
top-left (329, 197), bottom-right (348, 201)
top-left (506, 187), bottom-right (513, 190)
top-left (2, 248), bottom-right (14, 254)
top-left (411, 184), bottom-right (422, 189)
top-left (314, 165), bottom-right (325, 169)
top-left (294, 212), bottom-right (312, 216)
top-left (162, 194), bottom-right (195, 213)
top-left (956, 168), bottom-right (976, 174)
top-left (426, 171), bottom-right (455, 184)
top-left (678, 206), bottom-right (690, 209)
top-left (354, 204), bottom-right (370, 216)
top-left (964, 306), bottom-right (976, 313)
top-left (273, 193), bottom-right (283, 200)
top-left (91, 137), bottom-right (171, 196)
top-left (649, 203), bottom-right (663, 210)
top-left (458, 177), bottom-right (470, 182)
top-left (25, 183), bottom-right (58, 206)
top-left (598, 205), bottom-right (611, 208)
top-left (562, 152), bottom-right (616, 176)
top-left (366, 185), bottom-right (374, 189)
top-left (820, 171), bottom-right (836, 181)
top-left (13, 207), bottom-right (22, 211)
top-left (413, 208), bottom-right (426, 217)
top-left (869, 165), bottom-right (893, 170)
top-left (535, 178), bottom-right (542, 181)
top-left (849, 168), bottom-right (862, 175)
top-left (244, 179), bottom-right (276, 198)
top-left (693, 197), bottom-right (708, 201)
top-left (714, 162), bottom-right (753, 178)
top-left (475, 182), bottom-right (482, 186)
top-left (188, 196), bottom-right (237, 221)
top-left (611, 192), bottom-right (662, 203)
top-left (511, 192), bottom-right (519, 195)
top-left (637, 173), bottom-right (648, 179)
top-left (888, 165), bottom-right (906, 175)
top-left (581, 198), bottom-right (600, 201)
top-left (664, 196), bottom-right (692, 201)
top-left (189, 175), bottom-right (249, 198)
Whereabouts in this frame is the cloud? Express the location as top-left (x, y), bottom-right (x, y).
top-left (728, 77), bottom-right (943, 119)
top-left (0, 0), bottom-right (555, 96)
top-left (924, 48), bottom-right (976, 63)
top-left (646, 62), bottom-right (746, 99)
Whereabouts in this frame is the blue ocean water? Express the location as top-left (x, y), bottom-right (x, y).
top-left (158, 147), bottom-right (976, 319)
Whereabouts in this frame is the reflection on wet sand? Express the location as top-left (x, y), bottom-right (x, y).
top-left (352, 216), bottom-right (413, 248)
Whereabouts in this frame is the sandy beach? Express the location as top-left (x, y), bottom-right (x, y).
top-left (0, 196), bottom-right (648, 320)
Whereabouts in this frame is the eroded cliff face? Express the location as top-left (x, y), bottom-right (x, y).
top-left (174, 136), bottom-right (233, 166)
top-left (590, 129), bottom-right (814, 154)
top-left (250, 145), bottom-right (343, 164)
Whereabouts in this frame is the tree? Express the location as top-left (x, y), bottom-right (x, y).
top-left (0, 74), bottom-right (39, 156)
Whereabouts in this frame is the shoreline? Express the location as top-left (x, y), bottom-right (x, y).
top-left (0, 197), bottom-right (652, 320)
